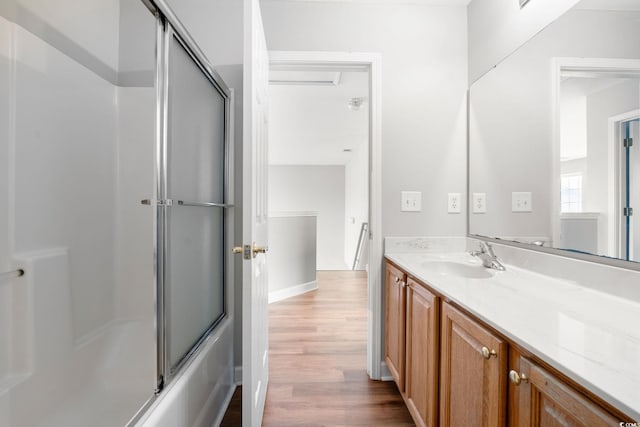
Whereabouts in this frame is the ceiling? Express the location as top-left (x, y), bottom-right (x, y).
top-left (268, 69), bottom-right (369, 165)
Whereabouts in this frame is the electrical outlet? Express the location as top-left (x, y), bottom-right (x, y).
top-left (472, 193), bottom-right (486, 213)
top-left (401, 191), bottom-right (421, 212)
top-left (448, 193), bottom-right (461, 213)
top-left (512, 192), bottom-right (532, 212)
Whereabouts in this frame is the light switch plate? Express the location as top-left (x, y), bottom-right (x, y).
top-left (512, 192), bottom-right (532, 212)
top-left (472, 193), bottom-right (486, 213)
top-left (448, 193), bottom-right (461, 213)
top-left (401, 191), bottom-right (421, 212)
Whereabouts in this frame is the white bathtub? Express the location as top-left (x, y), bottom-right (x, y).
top-left (1, 318), bottom-right (155, 427)
top-left (0, 246), bottom-right (236, 427)
top-left (0, 249), bottom-right (155, 427)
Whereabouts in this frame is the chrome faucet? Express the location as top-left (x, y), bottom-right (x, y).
top-left (471, 242), bottom-right (506, 271)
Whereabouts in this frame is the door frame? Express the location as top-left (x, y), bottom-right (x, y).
top-left (268, 50), bottom-right (384, 379)
top-left (551, 57), bottom-right (640, 255)
top-left (608, 110), bottom-right (640, 258)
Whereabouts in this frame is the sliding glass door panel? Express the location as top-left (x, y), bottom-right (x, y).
top-left (167, 36), bottom-right (226, 204)
top-left (164, 32), bottom-right (227, 372)
top-left (167, 206), bottom-right (224, 367)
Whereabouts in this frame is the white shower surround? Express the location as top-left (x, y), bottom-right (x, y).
top-left (0, 13), bottom-right (157, 426)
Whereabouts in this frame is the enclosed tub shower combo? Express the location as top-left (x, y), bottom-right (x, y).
top-left (0, 0), bottom-right (233, 425)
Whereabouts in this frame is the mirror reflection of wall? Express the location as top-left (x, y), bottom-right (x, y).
top-left (469, 0), bottom-right (640, 264)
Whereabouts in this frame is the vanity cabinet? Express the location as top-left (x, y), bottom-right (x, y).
top-left (440, 302), bottom-right (507, 427)
top-left (405, 278), bottom-right (439, 427)
top-left (384, 262), bottom-right (407, 390)
top-left (383, 259), bottom-right (627, 427)
top-left (508, 351), bottom-right (619, 427)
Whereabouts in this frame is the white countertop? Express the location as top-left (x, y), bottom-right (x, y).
top-left (385, 251), bottom-right (640, 421)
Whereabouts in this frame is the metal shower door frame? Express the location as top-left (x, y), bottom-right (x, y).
top-left (142, 0), bottom-right (233, 394)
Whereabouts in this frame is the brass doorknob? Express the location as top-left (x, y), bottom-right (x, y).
top-left (252, 243), bottom-right (268, 258)
top-left (509, 370), bottom-right (529, 385)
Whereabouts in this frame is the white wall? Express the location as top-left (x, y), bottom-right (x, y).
top-left (344, 141), bottom-right (369, 269)
top-left (269, 165), bottom-right (348, 270)
top-left (467, 0), bottom-right (580, 83)
top-left (261, 1), bottom-right (468, 239)
top-left (560, 94), bottom-right (587, 160)
top-left (268, 215), bottom-right (317, 296)
top-left (165, 0), bottom-right (243, 66)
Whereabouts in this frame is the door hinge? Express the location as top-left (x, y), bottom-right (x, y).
top-left (624, 207), bottom-right (633, 217)
top-left (624, 138), bottom-right (633, 148)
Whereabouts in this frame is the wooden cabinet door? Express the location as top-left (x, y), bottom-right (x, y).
top-left (440, 302), bottom-right (507, 427)
top-left (385, 262), bottom-right (407, 391)
top-left (405, 278), bottom-right (439, 427)
top-left (509, 354), bottom-right (619, 427)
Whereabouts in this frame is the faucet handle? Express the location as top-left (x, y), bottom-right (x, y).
top-left (479, 241), bottom-right (497, 257)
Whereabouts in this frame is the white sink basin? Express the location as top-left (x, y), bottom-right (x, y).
top-left (421, 261), bottom-right (494, 279)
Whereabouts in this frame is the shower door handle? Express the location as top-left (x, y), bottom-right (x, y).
top-left (141, 199), bottom-right (234, 208)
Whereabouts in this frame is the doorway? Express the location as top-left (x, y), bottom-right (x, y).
top-left (553, 58), bottom-right (640, 260)
top-left (267, 51), bottom-right (383, 379)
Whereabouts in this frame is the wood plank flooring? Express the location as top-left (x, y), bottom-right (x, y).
top-left (221, 270), bottom-right (414, 426)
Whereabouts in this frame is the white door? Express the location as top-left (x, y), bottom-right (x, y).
top-left (242, 0), bottom-right (270, 425)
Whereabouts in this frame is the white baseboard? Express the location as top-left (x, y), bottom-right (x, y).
top-left (268, 280), bottom-right (317, 304)
top-left (234, 366), bottom-right (243, 385)
top-left (380, 361), bottom-right (393, 381)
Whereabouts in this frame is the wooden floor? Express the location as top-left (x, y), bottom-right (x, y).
top-left (221, 270), bottom-right (414, 426)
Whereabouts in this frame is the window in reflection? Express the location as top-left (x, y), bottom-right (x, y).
top-left (561, 174), bottom-right (583, 213)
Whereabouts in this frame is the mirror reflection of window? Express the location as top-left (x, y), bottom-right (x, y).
top-left (561, 174), bottom-right (583, 213)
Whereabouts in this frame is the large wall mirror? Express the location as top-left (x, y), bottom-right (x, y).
top-left (469, 0), bottom-right (640, 266)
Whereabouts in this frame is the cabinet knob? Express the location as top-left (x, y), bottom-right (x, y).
top-left (509, 370), bottom-right (529, 385)
top-left (395, 276), bottom-right (400, 283)
top-left (400, 281), bottom-right (406, 288)
top-left (481, 346), bottom-right (498, 359)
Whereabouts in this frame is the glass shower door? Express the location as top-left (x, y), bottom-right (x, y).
top-left (163, 29), bottom-right (228, 375)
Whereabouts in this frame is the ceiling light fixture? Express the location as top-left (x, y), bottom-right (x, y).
top-left (348, 97), bottom-right (364, 111)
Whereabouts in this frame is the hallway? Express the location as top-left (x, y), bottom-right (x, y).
top-left (263, 270), bottom-right (413, 426)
